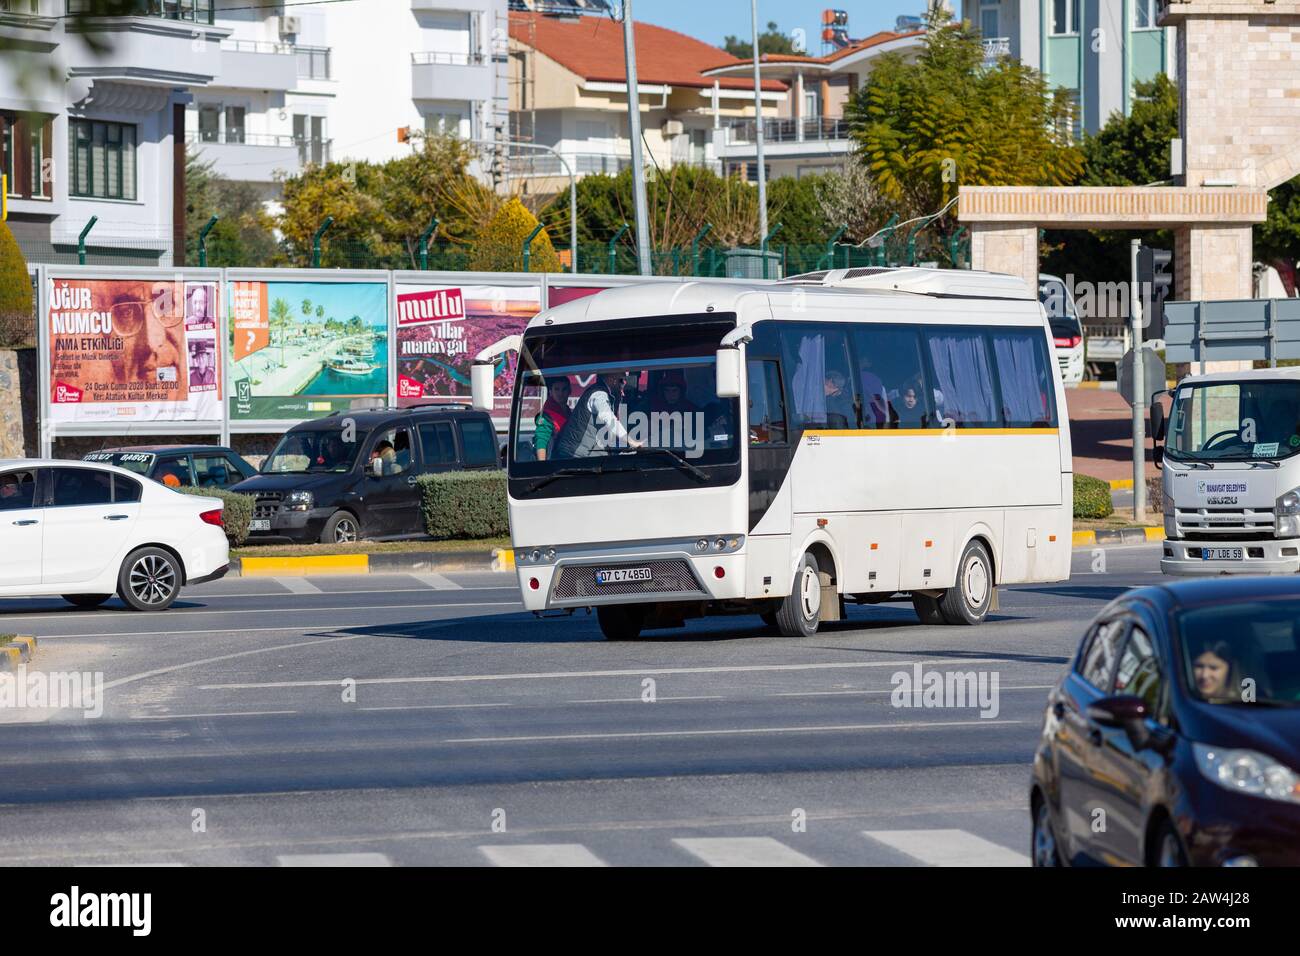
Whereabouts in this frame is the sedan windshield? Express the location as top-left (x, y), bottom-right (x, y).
top-left (1167, 380), bottom-right (1300, 462)
top-left (262, 429), bottom-right (362, 474)
top-left (1177, 599), bottom-right (1300, 705)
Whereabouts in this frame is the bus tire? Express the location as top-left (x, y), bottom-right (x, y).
top-left (774, 552), bottom-right (822, 637)
top-left (597, 603), bottom-right (647, 641)
top-left (911, 593), bottom-right (944, 625)
top-left (938, 539), bottom-right (993, 625)
top-left (760, 610), bottom-right (778, 630)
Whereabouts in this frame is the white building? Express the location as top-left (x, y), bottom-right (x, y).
top-left (1, 0), bottom-right (230, 265)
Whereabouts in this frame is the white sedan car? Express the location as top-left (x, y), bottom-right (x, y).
top-left (0, 459), bottom-right (229, 611)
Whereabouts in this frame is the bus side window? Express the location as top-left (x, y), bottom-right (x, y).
top-left (747, 359), bottom-right (787, 445)
top-left (784, 327), bottom-right (855, 430)
top-left (924, 328), bottom-right (999, 428)
top-left (853, 325), bottom-right (931, 429)
top-left (990, 329), bottom-right (1058, 427)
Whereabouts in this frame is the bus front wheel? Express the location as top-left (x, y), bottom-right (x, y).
top-left (597, 604), bottom-right (647, 641)
top-left (774, 553), bottom-right (822, 637)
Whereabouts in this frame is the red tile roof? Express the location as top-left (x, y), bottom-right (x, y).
top-left (703, 29), bottom-right (923, 72)
top-left (509, 12), bottom-right (787, 92)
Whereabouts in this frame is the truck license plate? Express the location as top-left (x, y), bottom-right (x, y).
top-left (595, 567), bottom-right (652, 584)
top-left (1202, 548), bottom-right (1243, 561)
top-left (249, 519), bottom-right (271, 532)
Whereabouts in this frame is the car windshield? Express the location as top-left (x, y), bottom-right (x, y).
top-left (1176, 598), bottom-right (1300, 706)
top-left (262, 429), bottom-right (362, 474)
top-left (1039, 279), bottom-right (1081, 341)
top-left (82, 452), bottom-right (155, 476)
top-left (1167, 380), bottom-right (1300, 461)
top-left (509, 320), bottom-right (740, 483)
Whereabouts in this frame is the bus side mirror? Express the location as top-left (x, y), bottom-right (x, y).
top-left (470, 361), bottom-right (495, 412)
top-left (716, 348), bottom-right (741, 399)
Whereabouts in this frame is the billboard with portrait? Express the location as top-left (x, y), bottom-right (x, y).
top-left (228, 279), bottom-right (389, 421)
top-left (47, 276), bottom-right (223, 424)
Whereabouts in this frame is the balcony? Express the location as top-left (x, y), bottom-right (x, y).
top-left (410, 50), bottom-right (489, 103)
top-left (982, 36), bottom-right (1011, 63)
top-left (724, 116), bottom-right (851, 145)
top-left (66, 0), bottom-right (214, 24)
top-left (508, 152), bottom-right (631, 178)
top-left (215, 39), bottom-right (298, 91)
top-left (63, 6), bottom-right (229, 87)
top-left (186, 130), bottom-right (329, 182)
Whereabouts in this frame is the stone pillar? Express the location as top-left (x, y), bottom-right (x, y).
top-left (968, 222), bottom-right (1038, 289)
top-left (1172, 224), bottom-right (1253, 301)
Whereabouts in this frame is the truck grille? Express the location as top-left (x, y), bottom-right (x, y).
top-left (1176, 506), bottom-right (1275, 537)
top-left (551, 559), bottom-right (705, 602)
top-left (253, 493), bottom-right (283, 520)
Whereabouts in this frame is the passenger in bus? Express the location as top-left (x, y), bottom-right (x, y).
top-left (895, 385), bottom-right (927, 427)
top-left (858, 356), bottom-right (890, 426)
top-left (650, 370), bottom-right (699, 415)
top-left (533, 377), bottom-right (571, 461)
top-left (824, 370), bottom-right (854, 428)
top-left (551, 371), bottom-right (643, 458)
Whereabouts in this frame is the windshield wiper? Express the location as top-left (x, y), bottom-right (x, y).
top-left (623, 446), bottom-right (710, 481)
top-left (524, 465), bottom-right (633, 493)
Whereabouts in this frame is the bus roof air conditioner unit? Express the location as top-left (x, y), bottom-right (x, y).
top-left (780, 267), bottom-right (1034, 300)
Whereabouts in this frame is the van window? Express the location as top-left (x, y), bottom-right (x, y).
top-left (784, 327), bottom-right (856, 430)
top-left (990, 329), bottom-right (1057, 427)
top-left (459, 419), bottom-right (498, 467)
top-left (926, 329), bottom-right (999, 428)
top-left (369, 427), bottom-right (412, 475)
top-left (418, 422), bottom-right (457, 466)
top-left (853, 325), bottom-right (932, 428)
top-left (746, 359), bottom-right (787, 444)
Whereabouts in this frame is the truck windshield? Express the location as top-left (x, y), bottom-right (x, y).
top-left (1038, 278), bottom-right (1082, 342)
top-left (1168, 380), bottom-right (1300, 461)
top-left (508, 319), bottom-right (740, 491)
top-left (263, 428), bottom-right (363, 474)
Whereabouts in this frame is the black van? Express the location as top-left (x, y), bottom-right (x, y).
top-left (231, 406), bottom-right (500, 544)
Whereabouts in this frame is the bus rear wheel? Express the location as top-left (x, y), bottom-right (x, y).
top-left (774, 553), bottom-right (822, 637)
top-left (597, 604), bottom-right (647, 641)
top-left (938, 540), bottom-right (993, 625)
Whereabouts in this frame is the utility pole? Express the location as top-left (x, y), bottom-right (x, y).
top-left (622, 0), bottom-right (651, 275)
top-left (751, 0), bottom-right (768, 242)
top-left (1130, 238), bottom-right (1146, 523)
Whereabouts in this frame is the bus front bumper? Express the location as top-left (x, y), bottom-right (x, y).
top-left (513, 540), bottom-right (747, 612)
top-left (1161, 538), bottom-right (1300, 576)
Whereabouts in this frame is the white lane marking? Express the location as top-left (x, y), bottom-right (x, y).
top-left (33, 612), bottom-right (503, 642)
top-left (570, 696), bottom-right (725, 704)
top-left (78, 862), bottom-right (187, 867)
top-left (199, 657), bottom-right (1008, 690)
top-left (357, 703), bottom-right (512, 712)
top-left (131, 710), bottom-right (298, 720)
top-left (277, 853), bottom-right (392, 867)
top-left (98, 635), bottom-right (367, 692)
top-left (181, 584), bottom-right (515, 599)
top-left (479, 844), bottom-right (607, 867)
top-left (447, 719), bottom-right (1023, 744)
top-left (411, 573), bottom-right (463, 591)
top-left (861, 829), bottom-right (1029, 867)
top-left (5, 600), bottom-right (517, 626)
top-left (773, 685), bottom-right (1054, 699)
top-left (276, 577), bottom-right (321, 594)
top-left (674, 837), bottom-right (821, 868)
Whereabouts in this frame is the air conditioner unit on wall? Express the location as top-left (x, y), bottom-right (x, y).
top-left (662, 119), bottom-right (684, 137)
top-left (278, 15), bottom-right (301, 37)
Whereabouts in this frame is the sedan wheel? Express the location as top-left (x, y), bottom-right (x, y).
top-left (1032, 799), bottom-right (1061, 867)
top-left (118, 547), bottom-right (181, 612)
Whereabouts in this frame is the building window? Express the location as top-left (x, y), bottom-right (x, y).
top-left (1134, 0), bottom-right (1159, 28)
top-left (979, 4), bottom-right (1000, 39)
top-left (293, 114), bottom-right (328, 165)
top-left (1, 112), bottom-right (53, 200)
top-left (65, 0), bottom-right (212, 24)
top-left (296, 46), bottom-right (331, 80)
top-left (69, 119), bottom-right (136, 201)
top-left (1051, 0), bottom-right (1079, 34)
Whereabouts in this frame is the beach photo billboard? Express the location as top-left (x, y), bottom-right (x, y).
top-left (228, 278), bottom-right (389, 421)
top-left (47, 275), bottom-right (223, 425)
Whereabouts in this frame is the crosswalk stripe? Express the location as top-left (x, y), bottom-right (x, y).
top-left (479, 844), bottom-right (607, 867)
top-left (276, 853), bottom-right (392, 867)
top-left (412, 573), bottom-right (463, 590)
top-left (673, 837), bottom-right (822, 867)
top-left (861, 830), bottom-right (1028, 867)
top-left (276, 577), bottom-right (321, 594)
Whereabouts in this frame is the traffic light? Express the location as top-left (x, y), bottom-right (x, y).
top-left (1137, 245), bottom-right (1173, 339)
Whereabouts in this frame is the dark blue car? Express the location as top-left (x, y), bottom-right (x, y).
top-left (1032, 576), bottom-right (1300, 866)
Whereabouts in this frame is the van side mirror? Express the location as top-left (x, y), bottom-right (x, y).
top-left (371, 456), bottom-right (384, 478)
top-left (470, 361), bottom-right (495, 413)
top-left (716, 347), bottom-right (741, 399)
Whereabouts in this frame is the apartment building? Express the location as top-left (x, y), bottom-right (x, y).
top-left (701, 30), bottom-right (923, 181)
top-left (957, 0), bottom-right (1174, 133)
top-left (507, 12), bottom-right (785, 192)
top-left (1, 0), bottom-right (230, 265)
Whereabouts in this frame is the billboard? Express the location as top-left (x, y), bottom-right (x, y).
top-left (547, 285), bottom-right (608, 308)
top-left (228, 280), bottom-right (388, 421)
top-left (47, 276), bottom-right (222, 424)
top-left (394, 282), bottom-right (542, 416)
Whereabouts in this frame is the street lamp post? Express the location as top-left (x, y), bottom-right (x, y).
top-left (751, 0), bottom-right (768, 242)
top-left (622, 0), bottom-right (652, 276)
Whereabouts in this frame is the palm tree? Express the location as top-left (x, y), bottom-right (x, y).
top-left (271, 297), bottom-right (292, 368)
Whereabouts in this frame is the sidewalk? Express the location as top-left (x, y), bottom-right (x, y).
top-left (1064, 386), bottom-right (1159, 484)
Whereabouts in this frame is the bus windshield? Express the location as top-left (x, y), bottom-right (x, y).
top-left (1168, 379), bottom-right (1300, 462)
top-left (509, 320), bottom-right (740, 488)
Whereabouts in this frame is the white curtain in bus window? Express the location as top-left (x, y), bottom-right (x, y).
top-left (927, 330), bottom-right (997, 426)
top-left (791, 334), bottom-right (828, 426)
top-left (991, 330), bottom-right (1053, 426)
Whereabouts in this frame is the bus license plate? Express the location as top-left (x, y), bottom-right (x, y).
top-left (595, 567), bottom-right (652, 584)
top-left (1202, 548), bottom-right (1243, 561)
top-left (249, 519), bottom-right (271, 532)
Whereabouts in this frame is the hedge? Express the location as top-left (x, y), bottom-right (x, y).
top-left (1074, 473), bottom-right (1114, 519)
top-left (176, 486), bottom-right (255, 547)
top-left (418, 471), bottom-right (508, 539)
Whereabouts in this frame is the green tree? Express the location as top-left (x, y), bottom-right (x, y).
top-left (0, 222), bottom-right (33, 349)
top-left (1257, 177), bottom-right (1300, 280)
top-left (847, 8), bottom-right (1081, 255)
top-left (767, 174), bottom-right (836, 247)
top-left (723, 20), bottom-right (798, 60)
top-left (185, 150), bottom-right (279, 267)
top-left (471, 198), bottom-right (561, 273)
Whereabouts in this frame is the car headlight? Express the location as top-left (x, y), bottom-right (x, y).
top-left (1193, 743), bottom-right (1300, 804)
top-left (285, 491), bottom-right (314, 511)
top-left (1276, 488), bottom-right (1300, 515)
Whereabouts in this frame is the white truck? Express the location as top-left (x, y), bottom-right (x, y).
top-left (1155, 366), bottom-right (1300, 575)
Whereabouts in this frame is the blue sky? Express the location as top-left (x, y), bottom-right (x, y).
top-left (634, 0), bottom-right (924, 53)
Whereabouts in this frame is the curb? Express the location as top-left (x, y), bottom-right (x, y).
top-left (1072, 526), bottom-right (1162, 548)
top-left (0, 635), bottom-right (37, 672)
top-left (1107, 478), bottom-right (1134, 490)
top-left (228, 548), bottom-right (512, 577)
